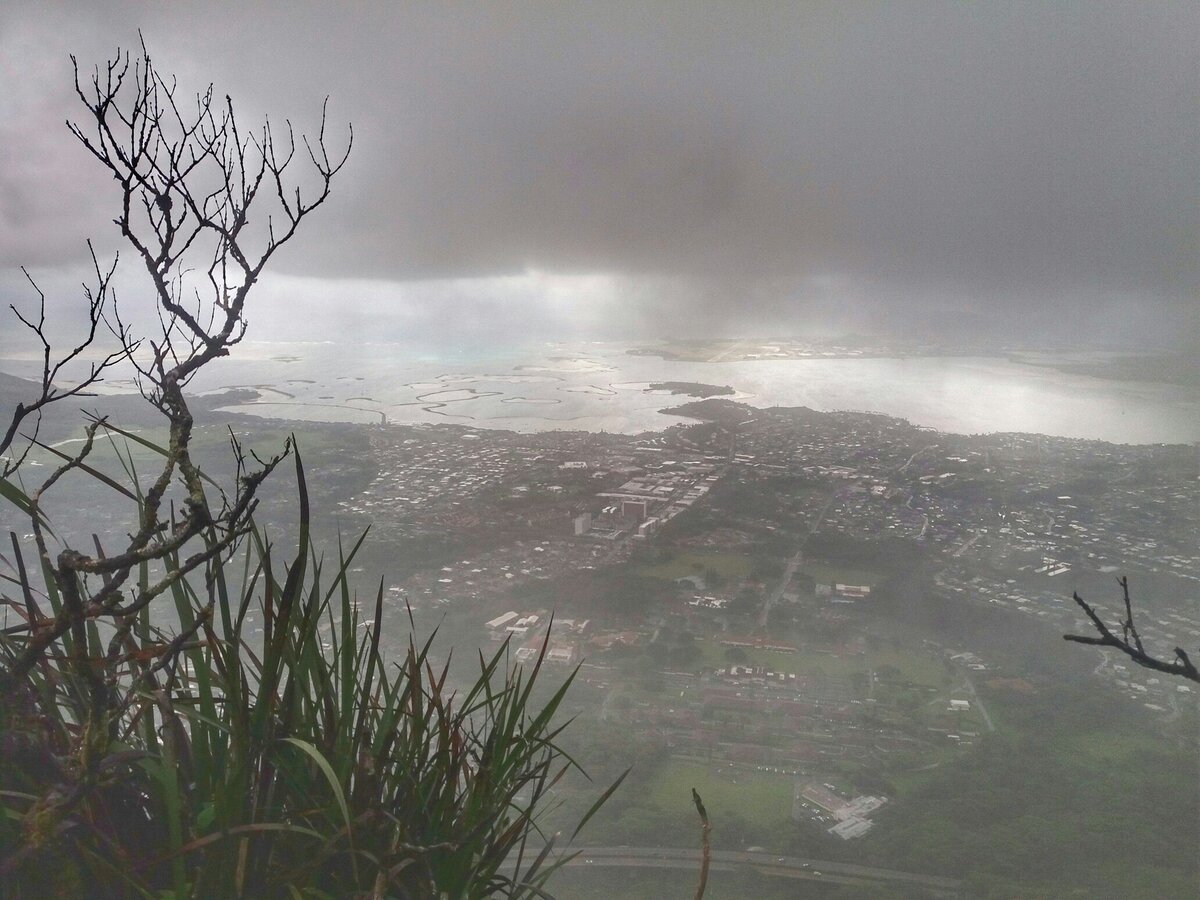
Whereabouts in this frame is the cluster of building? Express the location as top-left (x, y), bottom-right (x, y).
top-left (663, 401), bottom-right (1198, 720)
top-left (482, 610), bottom-right (591, 666)
top-left (592, 460), bottom-right (722, 539)
top-left (719, 636), bottom-right (799, 654)
top-left (934, 560), bottom-right (1199, 714)
top-left (338, 425), bottom-right (644, 542)
top-left (396, 539), bottom-right (612, 608)
top-left (604, 642), bottom-right (958, 777)
top-left (309, 394), bottom-right (1195, 849)
top-left (794, 783), bottom-right (888, 839)
top-left (338, 424), bottom-right (741, 613)
top-left (670, 403), bottom-right (1196, 581)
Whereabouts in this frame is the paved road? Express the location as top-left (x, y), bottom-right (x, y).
top-left (536, 846), bottom-right (962, 894)
top-left (897, 444), bottom-right (935, 473)
top-left (953, 531), bottom-right (982, 557)
top-left (962, 674), bottom-right (996, 733)
top-left (708, 339), bottom-right (750, 362)
top-left (758, 493), bottom-right (835, 629)
top-left (758, 547), bottom-right (805, 629)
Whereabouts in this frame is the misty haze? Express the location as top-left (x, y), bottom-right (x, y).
top-left (1, 3), bottom-right (1196, 899)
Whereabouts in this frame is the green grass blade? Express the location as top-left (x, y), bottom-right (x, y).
top-left (279, 737), bottom-right (358, 880)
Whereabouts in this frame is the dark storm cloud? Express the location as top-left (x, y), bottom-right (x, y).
top-left (2, 1), bottom-right (1196, 340)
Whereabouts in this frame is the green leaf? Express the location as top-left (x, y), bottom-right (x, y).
top-left (31, 436), bottom-right (137, 501)
top-left (196, 801), bottom-right (216, 831)
top-left (279, 738), bottom-right (355, 855)
top-left (91, 418), bottom-right (221, 489)
top-left (570, 767), bottom-right (631, 843)
top-left (0, 476), bottom-right (53, 535)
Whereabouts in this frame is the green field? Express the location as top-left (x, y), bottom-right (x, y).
top-left (642, 759), bottom-right (795, 833)
top-left (637, 551), bottom-right (751, 583)
top-left (693, 638), bottom-right (947, 687)
top-left (801, 559), bottom-right (883, 588)
top-left (1063, 726), bottom-right (1167, 765)
top-left (867, 647), bottom-right (947, 687)
top-left (550, 866), bottom-right (827, 900)
top-left (635, 551), bottom-right (881, 593)
top-left (885, 747), bottom-right (960, 797)
top-left (692, 638), bottom-right (864, 677)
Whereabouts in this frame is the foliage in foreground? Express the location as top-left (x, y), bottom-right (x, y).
top-left (1, 442), bottom-right (619, 898)
top-left (1, 39), bottom-right (620, 898)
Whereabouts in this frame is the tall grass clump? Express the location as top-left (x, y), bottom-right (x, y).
top-left (0, 442), bottom-right (618, 898)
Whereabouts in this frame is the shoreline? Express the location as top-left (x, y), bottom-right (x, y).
top-left (209, 394), bottom-right (1198, 450)
top-left (4, 346), bottom-right (1197, 445)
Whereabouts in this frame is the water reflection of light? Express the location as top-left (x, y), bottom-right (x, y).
top-left (202, 344), bottom-right (1196, 444)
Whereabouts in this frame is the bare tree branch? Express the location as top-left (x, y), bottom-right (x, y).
top-left (1065, 576), bottom-right (1200, 683)
top-left (1, 245), bottom-right (135, 477)
top-left (0, 38), bottom-right (351, 855)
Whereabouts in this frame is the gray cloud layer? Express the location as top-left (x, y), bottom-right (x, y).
top-left (2, 2), bottom-right (1196, 344)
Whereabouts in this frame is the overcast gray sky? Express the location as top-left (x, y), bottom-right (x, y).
top-left (1, 1), bottom-right (1196, 346)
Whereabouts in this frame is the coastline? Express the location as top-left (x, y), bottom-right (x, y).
top-left (4, 343), bottom-right (1198, 445)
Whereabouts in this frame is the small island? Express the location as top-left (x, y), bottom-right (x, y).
top-left (647, 381), bottom-right (735, 398)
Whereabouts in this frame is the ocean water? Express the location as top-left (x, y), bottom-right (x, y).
top-left (170, 340), bottom-right (1200, 445)
top-left (3, 340), bottom-right (1195, 444)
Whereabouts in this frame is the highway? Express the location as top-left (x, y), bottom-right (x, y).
top-left (528, 846), bottom-right (962, 895)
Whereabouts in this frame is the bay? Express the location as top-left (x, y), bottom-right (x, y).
top-left (189, 341), bottom-right (1199, 444)
top-left (3, 340), bottom-right (1195, 444)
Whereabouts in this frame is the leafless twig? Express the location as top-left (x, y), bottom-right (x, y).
top-left (1, 245), bottom-right (135, 477)
top-left (692, 787), bottom-right (711, 900)
top-left (1065, 576), bottom-right (1199, 683)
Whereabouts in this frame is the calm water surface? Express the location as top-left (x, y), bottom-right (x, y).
top-left (3, 341), bottom-right (1195, 443)
top-left (184, 341), bottom-right (1200, 444)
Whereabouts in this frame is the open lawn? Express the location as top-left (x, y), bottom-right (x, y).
top-left (886, 747), bottom-right (959, 797)
top-left (637, 551), bottom-right (750, 583)
top-left (1063, 727), bottom-right (1165, 765)
top-left (801, 559), bottom-right (883, 588)
top-left (694, 638), bottom-right (945, 687)
top-left (642, 759), bottom-right (795, 834)
top-left (551, 867), bottom-right (819, 900)
top-left (868, 647), bottom-right (948, 687)
top-left (693, 639), bottom-right (866, 677)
